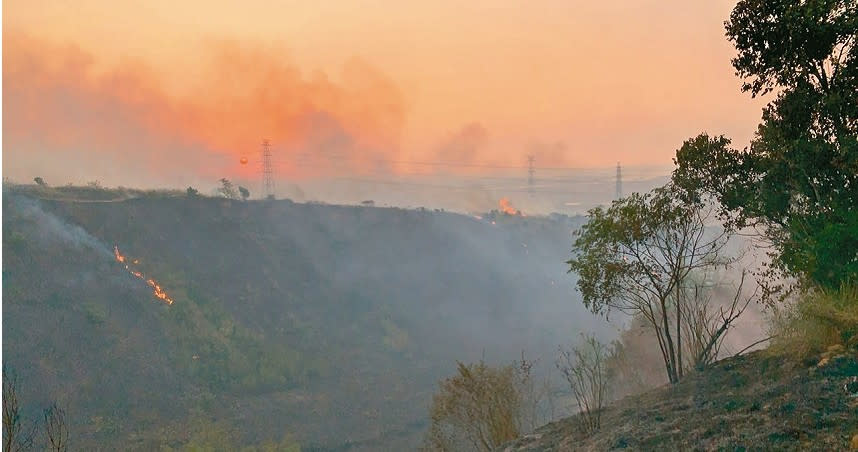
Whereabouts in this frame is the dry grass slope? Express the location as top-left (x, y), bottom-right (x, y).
top-left (503, 349), bottom-right (857, 451)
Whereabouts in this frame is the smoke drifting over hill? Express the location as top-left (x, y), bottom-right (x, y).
top-left (8, 196), bottom-right (112, 258)
top-left (2, 193), bottom-right (617, 448)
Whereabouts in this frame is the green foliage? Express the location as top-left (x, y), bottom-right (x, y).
top-left (674, 1), bottom-right (858, 289)
top-left (567, 185), bottom-right (707, 316)
top-left (769, 283), bottom-right (858, 359)
top-left (167, 291), bottom-right (307, 393)
top-left (2, 189), bottom-right (585, 449)
top-left (82, 301), bottom-right (108, 325)
top-left (159, 416), bottom-right (301, 452)
top-left (567, 183), bottom-right (738, 384)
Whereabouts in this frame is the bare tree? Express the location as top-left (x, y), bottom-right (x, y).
top-left (42, 403), bottom-right (68, 452)
top-left (3, 367), bottom-right (36, 452)
top-left (680, 269), bottom-right (756, 370)
top-left (513, 352), bottom-right (555, 433)
top-left (556, 334), bottom-right (612, 434)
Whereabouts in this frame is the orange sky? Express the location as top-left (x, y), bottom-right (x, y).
top-left (3, 0), bottom-right (767, 188)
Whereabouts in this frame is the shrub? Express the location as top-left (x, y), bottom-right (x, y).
top-left (217, 178), bottom-right (239, 200)
top-left (424, 360), bottom-right (530, 451)
top-left (769, 283), bottom-right (858, 359)
top-left (556, 334), bottom-right (612, 434)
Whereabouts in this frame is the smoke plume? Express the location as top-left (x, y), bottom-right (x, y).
top-left (3, 33), bottom-right (406, 186)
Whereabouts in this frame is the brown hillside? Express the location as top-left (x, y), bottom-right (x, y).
top-left (503, 350), bottom-right (858, 451)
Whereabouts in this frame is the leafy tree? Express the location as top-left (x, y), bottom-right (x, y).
top-left (217, 178), bottom-right (239, 200)
top-left (673, 1), bottom-right (858, 289)
top-left (33, 177), bottom-right (47, 188)
top-left (239, 186), bottom-right (250, 201)
top-left (186, 186), bottom-right (199, 198)
top-left (567, 184), bottom-right (748, 383)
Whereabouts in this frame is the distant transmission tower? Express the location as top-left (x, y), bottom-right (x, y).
top-left (527, 154), bottom-right (535, 197)
top-left (615, 162), bottom-right (622, 200)
top-left (261, 139), bottom-right (275, 199)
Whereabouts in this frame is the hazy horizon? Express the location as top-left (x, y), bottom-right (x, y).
top-left (4, 0), bottom-right (765, 197)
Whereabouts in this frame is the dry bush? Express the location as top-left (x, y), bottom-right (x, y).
top-left (680, 269), bottom-right (755, 370)
top-left (3, 367), bottom-right (36, 452)
top-left (556, 334), bottom-right (612, 434)
top-left (769, 283), bottom-right (858, 359)
top-left (43, 403), bottom-right (68, 452)
top-left (424, 360), bottom-right (535, 451)
top-left (514, 353), bottom-right (556, 433)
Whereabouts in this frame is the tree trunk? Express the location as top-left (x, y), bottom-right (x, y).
top-left (659, 296), bottom-right (679, 384)
top-left (676, 278), bottom-right (683, 379)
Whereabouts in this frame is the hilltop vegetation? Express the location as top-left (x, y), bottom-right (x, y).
top-left (2, 186), bottom-right (592, 450)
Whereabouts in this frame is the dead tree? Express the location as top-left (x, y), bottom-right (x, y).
top-left (43, 403), bottom-right (68, 452)
top-left (3, 367), bottom-right (35, 452)
top-left (681, 269), bottom-right (756, 370)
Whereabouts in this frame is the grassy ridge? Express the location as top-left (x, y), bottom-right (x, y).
top-left (2, 187), bottom-right (589, 450)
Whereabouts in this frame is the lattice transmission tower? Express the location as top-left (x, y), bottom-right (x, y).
top-left (261, 139), bottom-right (275, 199)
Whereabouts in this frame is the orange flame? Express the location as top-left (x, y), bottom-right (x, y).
top-left (114, 245), bottom-right (174, 305)
top-left (498, 198), bottom-right (522, 216)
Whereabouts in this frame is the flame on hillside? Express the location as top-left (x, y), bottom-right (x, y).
top-left (114, 246), bottom-right (174, 305)
top-left (499, 198), bottom-right (523, 216)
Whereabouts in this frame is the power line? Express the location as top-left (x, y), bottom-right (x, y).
top-left (527, 155), bottom-right (535, 197)
top-left (285, 154), bottom-right (597, 171)
top-left (327, 177), bottom-right (601, 194)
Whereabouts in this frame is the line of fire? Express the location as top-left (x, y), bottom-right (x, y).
top-left (113, 245), bottom-right (174, 305)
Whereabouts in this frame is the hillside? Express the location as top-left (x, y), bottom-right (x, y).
top-left (503, 349), bottom-right (858, 451)
top-left (2, 187), bottom-right (600, 450)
